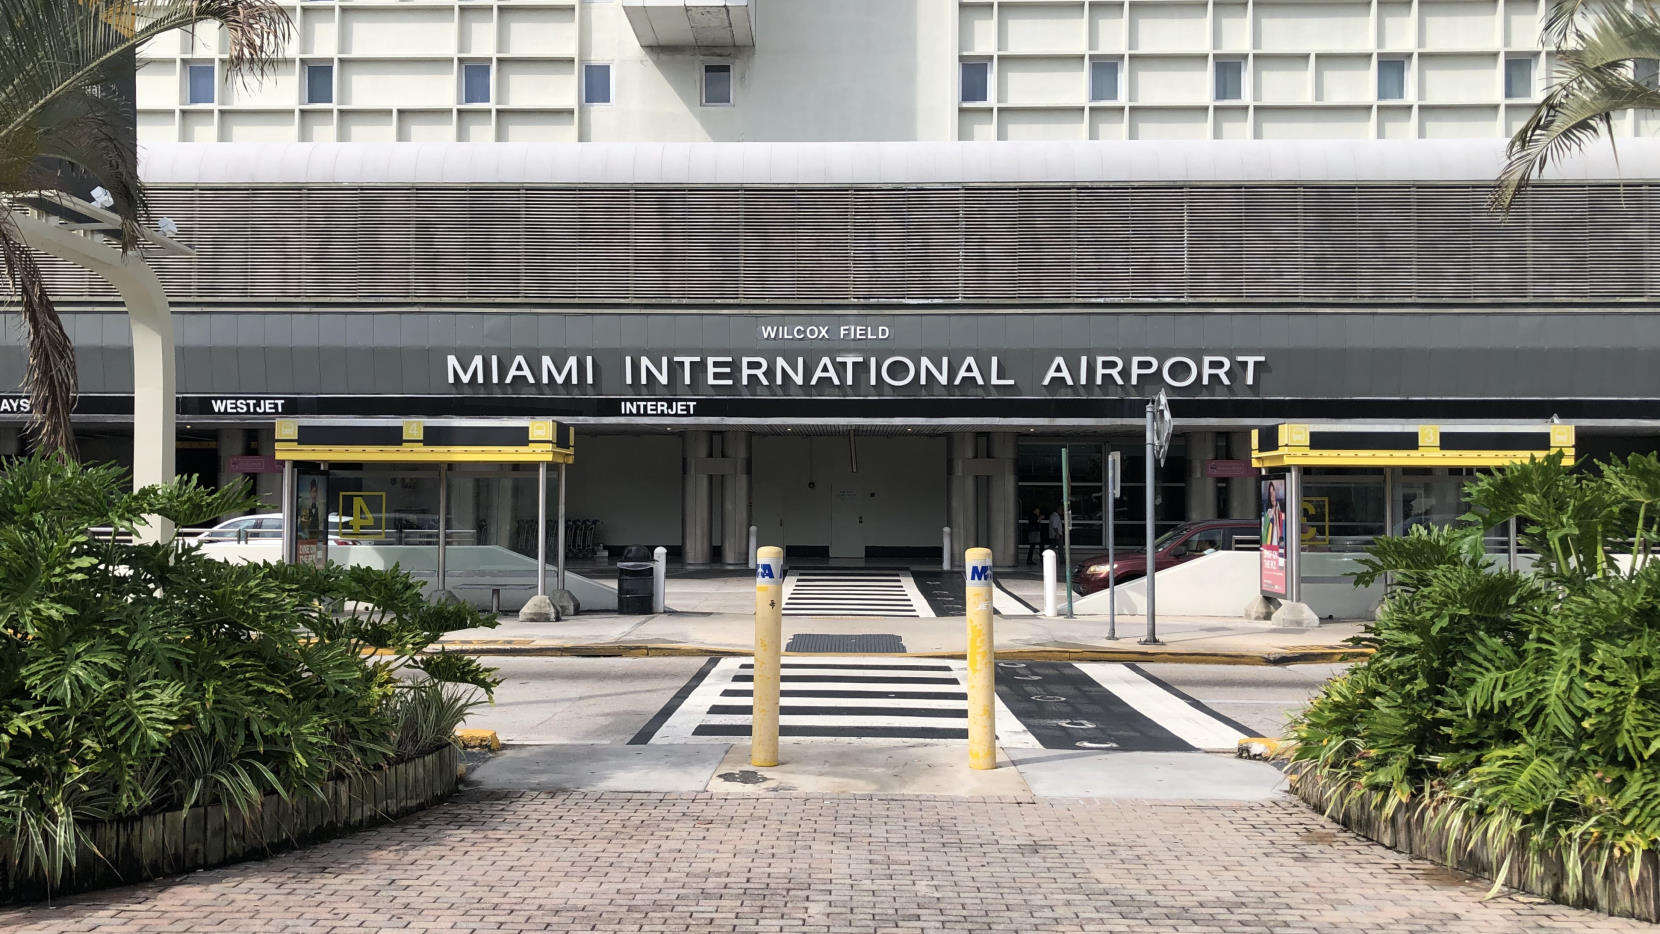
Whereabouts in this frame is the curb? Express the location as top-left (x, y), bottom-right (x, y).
top-left (428, 642), bottom-right (1372, 666)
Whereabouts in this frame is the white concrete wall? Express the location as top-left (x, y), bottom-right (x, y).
top-left (1071, 550), bottom-right (1383, 621)
top-left (752, 435), bottom-right (947, 552)
top-left (137, 0), bottom-right (1594, 143)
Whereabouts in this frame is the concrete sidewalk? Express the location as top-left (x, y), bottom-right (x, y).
top-left (437, 610), bottom-right (1368, 665)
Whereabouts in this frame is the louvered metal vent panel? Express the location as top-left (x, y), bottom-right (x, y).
top-left (25, 183), bottom-right (1660, 305)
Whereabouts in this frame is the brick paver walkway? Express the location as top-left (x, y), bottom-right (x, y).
top-left (1, 790), bottom-right (1649, 933)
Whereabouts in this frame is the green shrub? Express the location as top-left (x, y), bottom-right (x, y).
top-left (1289, 452), bottom-right (1660, 893)
top-left (0, 455), bottom-right (501, 888)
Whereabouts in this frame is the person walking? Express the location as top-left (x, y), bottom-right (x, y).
top-left (1026, 507), bottom-right (1044, 564)
top-left (1048, 505), bottom-right (1065, 554)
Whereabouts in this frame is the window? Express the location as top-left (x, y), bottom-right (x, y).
top-left (1377, 59), bottom-right (1406, 101)
top-left (462, 62), bottom-right (491, 104)
top-left (702, 63), bottom-right (732, 106)
top-left (186, 63), bottom-right (215, 104)
top-left (960, 60), bottom-right (990, 103)
top-left (304, 63), bottom-right (333, 104)
top-left (1089, 59), bottom-right (1120, 102)
top-left (1505, 56), bottom-right (1534, 99)
top-left (1214, 60), bottom-right (1244, 101)
top-left (583, 63), bottom-right (612, 104)
top-left (1179, 528), bottom-right (1226, 556)
top-left (1637, 59), bottom-right (1660, 89)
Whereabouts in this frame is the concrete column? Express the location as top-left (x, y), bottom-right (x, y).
top-left (490, 473), bottom-right (516, 548)
top-left (253, 429), bottom-right (281, 509)
top-left (989, 432), bottom-right (1018, 566)
top-left (1227, 430), bottom-right (1257, 519)
top-left (0, 426), bottom-right (19, 457)
top-left (1185, 430), bottom-right (1217, 522)
top-left (682, 430), bottom-right (713, 564)
top-left (216, 426), bottom-right (246, 485)
top-left (949, 433), bottom-right (977, 549)
top-left (721, 431), bottom-right (751, 566)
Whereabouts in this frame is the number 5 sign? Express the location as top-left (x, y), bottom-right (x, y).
top-left (338, 491), bottom-right (387, 539)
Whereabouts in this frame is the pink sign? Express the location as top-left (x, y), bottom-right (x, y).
top-left (1205, 459), bottom-right (1256, 478)
top-left (227, 455), bottom-right (282, 474)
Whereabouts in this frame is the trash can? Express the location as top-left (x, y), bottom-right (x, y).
top-left (620, 544), bottom-right (654, 563)
top-left (617, 562), bottom-right (655, 615)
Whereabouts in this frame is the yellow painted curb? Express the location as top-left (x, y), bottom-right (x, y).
top-left (455, 728), bottom-right (501, 751)
top-left (1236, 736), bottom-right (1286, 759)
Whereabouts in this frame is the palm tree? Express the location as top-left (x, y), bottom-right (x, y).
top-left (0, 0), bottom-right (288, 457)
top-left (1494, 0), bottom-right (1660, 213)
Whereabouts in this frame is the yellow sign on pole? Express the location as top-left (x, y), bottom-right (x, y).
top-left (337, 491), bottom-right (387, 539)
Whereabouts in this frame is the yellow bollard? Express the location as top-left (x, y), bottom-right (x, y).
top-left (965, 547), bottom-right (996, 770)
top-left (752, 545), bottom-right (784, 767)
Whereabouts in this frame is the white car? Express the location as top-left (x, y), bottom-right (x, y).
top-left (194, 512), bottom-right (343, 543)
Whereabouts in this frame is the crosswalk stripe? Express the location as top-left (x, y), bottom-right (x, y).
top-left (645, 656), bottom-right (1038, 746)
top-left (1074, 663), bottom-right (1247, 752)
top-left (780, 569), bottom-right (936, 618)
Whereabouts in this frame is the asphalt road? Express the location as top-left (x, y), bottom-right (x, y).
top-left (461, 656), bottom-right (1348, 744)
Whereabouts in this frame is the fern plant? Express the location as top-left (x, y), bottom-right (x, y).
top-left (1289, 452), bottom-right (1660, 898)
top-left (0, 455), bottom-right (499, 890)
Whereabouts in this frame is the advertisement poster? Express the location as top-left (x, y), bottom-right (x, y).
top-left (295, 471), bottom-right (328, 570)
top-left (1260, 476), bottom-right (1287, 596)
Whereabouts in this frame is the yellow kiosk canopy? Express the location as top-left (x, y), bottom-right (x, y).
top-left (1252, 423), bottom-right (1574, 469)
top-left (275, 418), bottom-right (574, 464)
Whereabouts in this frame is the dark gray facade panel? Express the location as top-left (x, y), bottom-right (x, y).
top-left (6, 310), bottom-right (1660, 411)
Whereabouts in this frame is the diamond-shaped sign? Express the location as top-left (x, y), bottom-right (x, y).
top-left (1153, 390), bottom-right (1173, 467)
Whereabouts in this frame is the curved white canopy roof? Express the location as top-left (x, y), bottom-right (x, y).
top-left (136, 139), bottom-right (1660, 186)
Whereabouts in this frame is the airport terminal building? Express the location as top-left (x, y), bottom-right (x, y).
top-left (7, 138), bottom-right (1660, 568)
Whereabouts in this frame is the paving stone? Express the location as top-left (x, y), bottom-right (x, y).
top-left (0, 790), bottom-right (1650, 933)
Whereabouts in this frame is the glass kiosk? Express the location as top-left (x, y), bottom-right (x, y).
top-left (1250, 422), bottom-right (1575, 625)
top-left (274, 418), bottom-right (577, 618)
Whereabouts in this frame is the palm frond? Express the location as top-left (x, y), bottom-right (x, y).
top-left (0, 217), bottom-right (77, 459)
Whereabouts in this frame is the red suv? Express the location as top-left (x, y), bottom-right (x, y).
top-left (1072, 519), bottom-right (1260, 594)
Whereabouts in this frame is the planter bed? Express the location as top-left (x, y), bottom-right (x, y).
top-left (1293, 767), bottom-right (1660, 923)
top-left (1, 744), bottom-right (460, 904)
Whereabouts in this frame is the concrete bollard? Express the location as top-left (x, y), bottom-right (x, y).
top-left (652, 546), bottom-right (667, 614)
top-left (1041, 549), bottom-right (1057, 617)
top-left (747, 524), bottom-right (758, 569)
top-left (752, 545), bottom-right (784, 768)
top-left (942, 526), bottom-right (952, 571)
top-left (965, 547), bottom-right (996, 770)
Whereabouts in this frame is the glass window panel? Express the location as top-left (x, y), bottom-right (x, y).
top-left (961, 61), bottom-right (989, 103)
top-left (186, 64), bottom-right (215, 104)
top-left (1637, 59), bottom-right (1660, 89)
top-left (1215, 61), bottom-right (1243, 101)
top-left (1505, 57), bottom-right (1533, 98)
top-left (583, 64), bottom-right (612, 104)
top-left (1090, 60), bottom-right (1120, 102)
top-left (305, 64), bottom-right (333, 104)
top-left (462, 63), bottom-right (491, 103)
top-left (703, 64), bottom-right (732, 105)
top-left (1377, 59), bottom-right (1406, 100)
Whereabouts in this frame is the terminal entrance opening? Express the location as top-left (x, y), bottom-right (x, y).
top-left (752, 433), bottom-right (948, 562)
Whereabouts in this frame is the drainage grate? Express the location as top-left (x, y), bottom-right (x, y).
top-left (784, 633), bottom-right (907, 654)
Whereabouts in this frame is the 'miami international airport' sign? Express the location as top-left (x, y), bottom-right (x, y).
top-left (445, 352), bottom-right (1267, 390)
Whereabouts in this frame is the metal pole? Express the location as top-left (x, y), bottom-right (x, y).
top-left (965, 547), bottom-right (996, 771)
top-left (752, 545), bottom-right (784, 768)
top-left (280, 460), bottom-right (296, 564)
top-left (942, 526), bottom-right (952, 570)
top-left (436, 463), bottom-right (449, 594)
top-left (1507, 516), bottom-right (1518, 572)
top-left (1141, 404), bottom-right (1161, 645)
top-left (535, 461), bottom-right (548, 598)
top-left (557, 462), bottom-right (568, 592)
top-left (1062, 446), bottom-right (1074, 618)
top-left (1107, 455), bottom-right (1117, 640)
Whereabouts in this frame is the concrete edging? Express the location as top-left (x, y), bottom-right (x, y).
top-left (426, 643), bottom-right (1372, 665)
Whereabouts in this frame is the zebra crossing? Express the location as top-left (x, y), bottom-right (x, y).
top-left (781, 569), bottom-right (935, 618)
top-left (635, 656), bottom-right (1250, 751)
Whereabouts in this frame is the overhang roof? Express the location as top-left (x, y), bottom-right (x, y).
top-left (137, 139), bottom-right (1660, 187)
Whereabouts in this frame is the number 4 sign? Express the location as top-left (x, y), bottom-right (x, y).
top-left (338, 491), bottom-right (387, 539)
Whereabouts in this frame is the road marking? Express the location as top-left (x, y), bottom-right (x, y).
top-left (1075, 663), bottom-right (1249, 751)
top-left (782, 569), bottom-right (935, 618)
